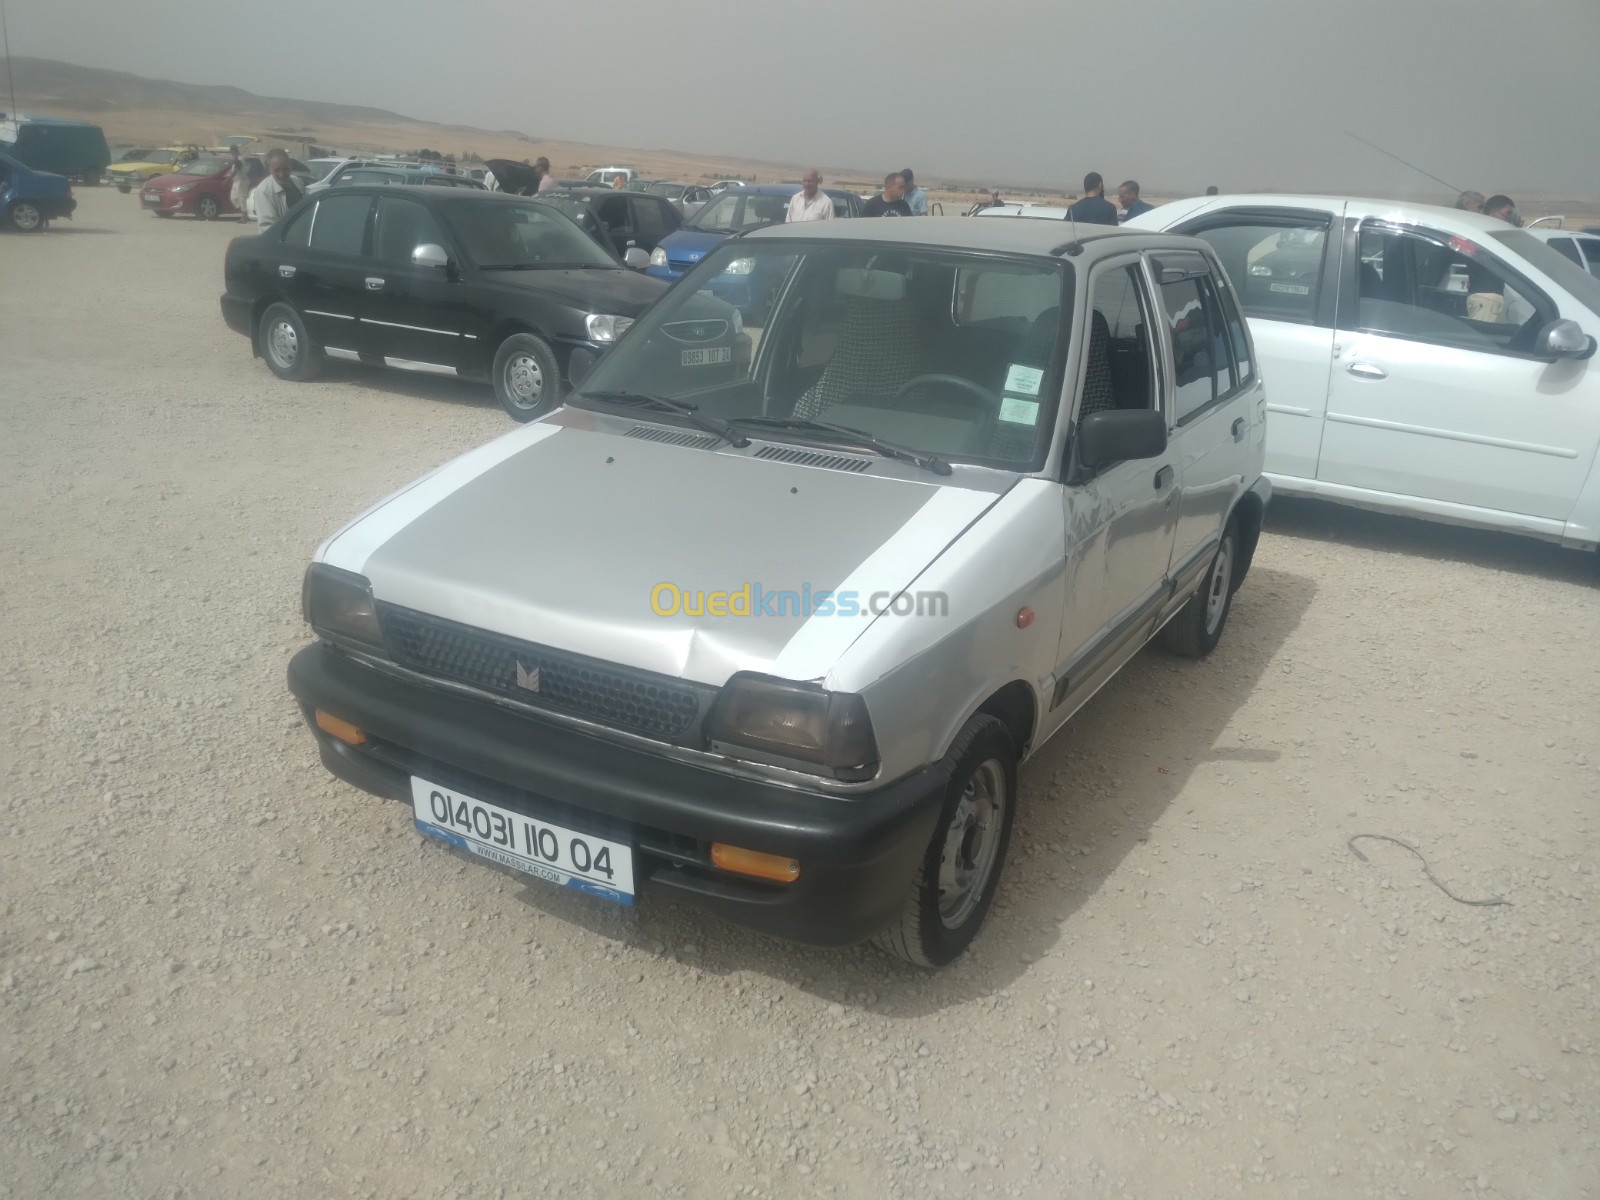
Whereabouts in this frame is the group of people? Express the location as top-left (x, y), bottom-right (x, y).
top-left (1454, 190), bottom-right (1521, 226)
top-left (849, 170), bottom-right (1204, 224)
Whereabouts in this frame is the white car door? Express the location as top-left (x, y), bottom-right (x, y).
top-left (1173, 205), bottom-right (1344, 483)
top-left (1317, 219), bottom-right (1600, 525)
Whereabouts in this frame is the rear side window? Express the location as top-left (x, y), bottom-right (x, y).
top-left (1213, 272), bottom-right (1253, 384)
top-left (279, 204), bottom-right (313, 249)
top-left (1190, 219), bottom-right (1328, 324)
top-left (1548, 237), bottom-right (1581, 266)
top-left (309, 194), bottom-right (371, 256)
top-left (633, 198), bottom-right (676, 240)
top-left (373, 196), bottom-right (445, 264)
top-left (1576, 238), bottom-right (1600, 279)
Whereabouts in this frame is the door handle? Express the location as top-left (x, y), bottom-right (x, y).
top-left (278, 264), bottom-right (296, 278)
top-left (365, 277), bottom-right (386, 291)
top-left (1346, 362), bottom-right (1387, 380)
top-left (1231, 417), bottom-right (1246, 441)
top-left (1153, 466), bottom-right (1174, 492)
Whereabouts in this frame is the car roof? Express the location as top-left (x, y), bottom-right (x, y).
top-left (303, 186), bottom-right (548, 207)
top-left (746, 214), bottom-right (1199, 260)
top-left (1144, 192), bottom-right (1535, 235)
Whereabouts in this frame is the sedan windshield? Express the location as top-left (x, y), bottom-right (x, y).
top-left (179, 157), bottom-right (228, 176)
top-left (575, 240), bottom-right (1071, 470)
top-left (687, 191), bottom-right (789, 234)
top-left (441, 199), bottom-right (618, 269)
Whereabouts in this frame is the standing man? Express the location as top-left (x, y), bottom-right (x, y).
top-left (534, 157), bottom-right (558, 192)
top-left (226, 146), bottom-right (253, 222)
top-left (1205, 185), bottom-right (1219, 196)
top-left (1484, 194), bottom-right (1519, 225)
top-left (900, 168), bottom-right (928, 215)
top-left (250, 149), bottom-right (303, 232)
top-left (1116, 180), bottom-right (1154, 221)
top-left (861, 172), bottom-right (913, 217)
top-left (786, 168), bottom-right (834, 222)
top-left (1455, 190), bottom-right (1485, 213)
top-left (1066, 173), bottom-right (1119, 225)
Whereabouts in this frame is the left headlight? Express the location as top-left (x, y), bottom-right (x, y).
top-left (706, 674), bottom-right (878, 780)
top-left (585, 313), bottom-right (635, 344)
top-left (723, 257), bottom-right (756, 276)
top-left (302, 563), bottom-right (386, 654)
top-left (170, 184), bottom-right (193, 194)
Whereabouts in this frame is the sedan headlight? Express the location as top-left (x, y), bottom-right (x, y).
top-left (170, 184), bottom-right (193, 194)
top-left (302, 563), bottom-right (386, 654)
top-left (649, 246), bottom-right (669, 268)
top-left (723, 257), bottom-right (756, 276)
top-left (1248, 264), bottom-right (1272, 276)
top-left (706, 674), bottom-right (878, 779)
top-left (585, 313), bottom-right (635, 344)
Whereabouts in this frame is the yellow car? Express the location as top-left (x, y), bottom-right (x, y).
top-left (109, 147), bottom-right (203, 193)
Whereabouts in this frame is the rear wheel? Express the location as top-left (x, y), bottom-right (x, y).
top-left (7, 202), bottom-right (43, 232)
top-left (492, 332), bottom-right (561, 421)
top-left (196, 195), bottom-right (220, 220)
top-left (80, 171), bottom-right (101, 187)
top-left (258, 303), bottom-right (323, 381)
top-left (1160, 516), bottom-right (1239, 658)
top-left (116, 180), bottom-right (132, 194)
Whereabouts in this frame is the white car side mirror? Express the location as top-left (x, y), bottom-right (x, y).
top-left (1536, 318), bottom-right (1594, 360)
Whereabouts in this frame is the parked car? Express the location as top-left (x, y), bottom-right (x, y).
top-left (308, 160), bottom-right (477, 193)
top-left (531, 186), bottom-right (683, 263)
top-left (0, 115), bottom-right (110, 185)
top-left (583, 166), bottom-right (637, 186)
top-left (1129, 195), bottom-right (1600, 549)
top-left (1527, 227), bottom-right (1600, 280)
top-left (140, 154), bottom-right (263, 219)
top-left (218, 187), bottom-right (738, 420)
top-left (646, 180), bottom-right (713, 218)
top-left (707, 179), bottom-right (746, 194)
top-left (109, 147), bottom-right (203, 191)
top-left (0, 151), bottom-right (76, 230)
top-left (284, 216), bottom-right (1269, 966)
top-left (305, 157), bottom-right (345, 181)
top-left (114, 147), bottom-right (155, 164)
top-left (974, 203), bottom-right (1074, 221)
top-left (645, 183), bottom-right (861, 315)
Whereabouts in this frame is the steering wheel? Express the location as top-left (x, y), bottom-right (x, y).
top-left (892, 373), bottom-right (1000, 411)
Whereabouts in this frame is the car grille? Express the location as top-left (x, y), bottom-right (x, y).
top-left (376, 603), bottom-right (709, 742)
top-left (660, 318), bottom-right (729, 342)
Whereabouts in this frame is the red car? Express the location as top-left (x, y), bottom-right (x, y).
top-left (139, 154), bottom-right (265, 219)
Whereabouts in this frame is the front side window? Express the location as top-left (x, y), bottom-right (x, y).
top-left (1080, 263), bottom-right (1157, 420)
top-left (179, 157), bottom-right (228, 176)
top-left (308, 194), bottom-right (372, 256)
top-left (633, 199), bottom-right (675, 240)
top-left (440, 199), bottom-right (617, 269)
top-left (1191, 218), bottom-right (1328, 324)
top-left (574, 242), bottom-right (1072, 470)
top-left (373, 196), bottom-right (445, 264)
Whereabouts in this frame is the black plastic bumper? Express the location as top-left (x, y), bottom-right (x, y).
top-left (220, 293), bottom-right (252, 339)
top-left (286, 643), bottom-right (948, 947)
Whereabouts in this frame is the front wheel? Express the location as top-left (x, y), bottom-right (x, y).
top-left (7, 202), bottom-right (43, 232)
top-left (874, 714), bottom-right (1018, 968)
top-left (1160, 517), bottom-right (1239, 658)
top-left (116, 181), bottom-right (132, 194)
top-left (491, 332), bottom-right (561, 421)
top-left (196, 195), bottom-right (220, 220)
top-left (258, 303), bottom-right (324, 381)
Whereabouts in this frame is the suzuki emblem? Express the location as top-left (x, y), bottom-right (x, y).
top-left (515, 661), bottom-right (541, 692)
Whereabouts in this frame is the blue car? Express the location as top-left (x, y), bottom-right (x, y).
top-left (646, 183), bottom-right (860, 315)
top-left (0, 151), bottom-right (76, 231)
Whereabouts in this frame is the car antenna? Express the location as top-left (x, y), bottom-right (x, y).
top-left (1053, 201), bottom-right (1084, 257)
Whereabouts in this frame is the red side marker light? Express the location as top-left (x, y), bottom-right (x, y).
top-left (1016, 607), bottom-right (1035, 629)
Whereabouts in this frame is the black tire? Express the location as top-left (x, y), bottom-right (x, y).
top-left (491, 332), bottom-right (561, 421)
top-left (116, 181), bottom-right (132, 194)
top-left (258, 303), bottom-right (324, 382)
top-left (874, 714), bottom-right (1018, 968)
top-left (8, 201), bottom-right (46, 232)
top-left (196, 195), bottom-right (220, 220)
top-left (1160, 516), bottom-right (1240, 659)
top-left (154, 210), bottom-right (173, 218)
top-left (80, 171), bottom-right (101, 187)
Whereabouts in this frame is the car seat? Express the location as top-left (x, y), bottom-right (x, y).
top-left (792, 269), bottom-right (921, 419)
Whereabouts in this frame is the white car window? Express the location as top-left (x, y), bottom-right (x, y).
top-left (1190, 220), bottom-right (1328, 324)
top-left (1081, 263), bottom-right (1157, 420)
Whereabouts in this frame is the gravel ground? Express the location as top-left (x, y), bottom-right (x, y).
top-left (2, 192), bottom-right (1597, 1199)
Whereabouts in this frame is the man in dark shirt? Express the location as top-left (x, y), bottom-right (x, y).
top-left (861, 172), bottom-right (913, 218)
top-left (1116, 180), bottom-right (1154, 221)
top-left (1066, 173), bottom-right (1118, 226)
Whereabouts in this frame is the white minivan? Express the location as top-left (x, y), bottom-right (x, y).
top-left (1131, 196), bottom-right (1600, 550)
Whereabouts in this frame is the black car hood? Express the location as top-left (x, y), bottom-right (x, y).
top-left (483, 267), bottom-right (667, 316)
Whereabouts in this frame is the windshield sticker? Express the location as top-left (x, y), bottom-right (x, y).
top-left (1003, 364), bottom-right (1043, 397)
top-left (999, 396), bottom-right (1040, 426)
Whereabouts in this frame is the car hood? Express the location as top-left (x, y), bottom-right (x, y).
top-left (657, 227), bottom-right (735, 265)
top-left (144, 171), bottom-right (216, 190)
top-left (323, 421), bottom-right (1005, 688)
top-left (483, 266), bottom-right (667, 316)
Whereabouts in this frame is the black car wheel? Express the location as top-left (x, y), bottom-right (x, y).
top-left (7, 202), bottom-right (44, 232)
top-left (196, 195), bottom-right (220, 220)
top-left (492, 332), bottom-right (561, 421)
top-left (258, 303), bottom-right (324, 382)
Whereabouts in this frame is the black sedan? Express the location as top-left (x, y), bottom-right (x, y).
top-left (530, 187), bottom-right (683, 263)
top-left (219, 186), bottom-right (740, 420)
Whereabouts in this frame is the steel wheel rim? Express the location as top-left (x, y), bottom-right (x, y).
top-left (199, 197), bottom-right (217, 218)
top-left (1204, 535), bottom-right (1234, 635)
top-left (937, 758), bottom-right (1006, 929)
top-left (267, 319), bottom-right (299, 369)
top-left (13, 203), bottom-right (41, 230)
top-left (505, 353), bottom-right (544, 408)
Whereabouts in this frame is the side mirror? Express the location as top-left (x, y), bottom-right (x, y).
top-left (412, 243), bottom-right (449, 270)
top-left (1078, 409), bottom-right (1168, 468)
top-left (622, 246), bottom-right (649, 270)
top-left (1534, 318), bottom-right (1594, 360)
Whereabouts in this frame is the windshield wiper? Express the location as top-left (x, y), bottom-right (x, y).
top-left (579, 390), bottom-right (749, 448)
top-left (730, 417), bottom-right (951, 476)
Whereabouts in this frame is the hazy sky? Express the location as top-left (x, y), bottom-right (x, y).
top-left (8, 0), bottom-right (1599, 195)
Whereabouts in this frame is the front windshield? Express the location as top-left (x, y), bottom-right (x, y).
top-left (575, 240), bottom-right (1071, 470)
top-left (649, 183), bottom-right (685, 199)
top-left (1493, 230), bottom-right (1600, 322)
top-left (309, 160), bottom-right (339, 180)
top-left (180, 157), bottom-right (227, 176)
top-left (441, 199), bottom-right (617, 269)
top-left (687, 191), bottom-right (789, 233)
top-left (149, 150), bottom-right (178, 165)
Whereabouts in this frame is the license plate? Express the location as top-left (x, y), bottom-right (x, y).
top-left (1269, 282), bottom-right (1310, 295)
top-left (143, 191), bottom-right (159, 202)
top-left (410, 776), bottom-right (634, 904)
top-left (681, 346), bottom-right (731, 366)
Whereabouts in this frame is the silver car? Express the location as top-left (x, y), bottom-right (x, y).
top-left (289, 217), bottom-right (1270, 966)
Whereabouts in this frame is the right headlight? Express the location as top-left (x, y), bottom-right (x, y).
top-left (706, 674), bottom-right (878, 780)
top-left (302, 563), bottom-right (386, 654)
top-left (649, 246), bottom-right (669, 268)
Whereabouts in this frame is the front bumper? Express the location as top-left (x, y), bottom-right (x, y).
top-left (140, 189), bottom-right (187, 213)
top-left (286, 643), bottom-right (947, 947)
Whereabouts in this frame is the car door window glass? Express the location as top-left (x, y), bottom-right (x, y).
top-left (1191, 220), bottom-right (1326, 323)
top-left (1356, 224), bottom-right (1546, 353)
top-left (280, 204), bottom-right (313, 249)
top-left (597, 196), bottom-right (630, 239)
top-left (373, 196), bottom-right (445, 264)
top-left (1213, 272), bottom-right (1253, 384)
top-left (1548, 237), bottom-right (1581, 266)
top-left (1081, 263), bottom-right (1157, 420)
top-left (633, 199), bottom-right (671, 241)
top-left (1577, 238), bottom-right (1600, 279)
top-left (308, 194), bottom-right (371, 256)
top-left (1156, 265), bottom-right (1228, 423)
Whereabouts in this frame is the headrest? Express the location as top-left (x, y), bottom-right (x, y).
top-left (836, 267), bottom-right (907, 301)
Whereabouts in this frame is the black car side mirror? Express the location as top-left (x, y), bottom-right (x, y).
top-left (1078, 409), bottom-right (1168, 468)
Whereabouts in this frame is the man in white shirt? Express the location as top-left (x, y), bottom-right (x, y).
top-left (534, 157), bottom-right (559, 192)
top-left (250, 150), bottom-right (304, 232)
top-left (786, 169), bottom-right (833, 222)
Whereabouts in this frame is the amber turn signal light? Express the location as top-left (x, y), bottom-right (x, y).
top-left (711, 843), bottom-right (801, 883)
top-left (314, 710), bottom-right (367, 746)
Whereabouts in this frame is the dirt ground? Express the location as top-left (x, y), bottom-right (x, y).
top-left (1, 192), bottom-right (1597, 1199)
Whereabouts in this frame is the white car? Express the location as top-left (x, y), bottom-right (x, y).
top-left (975, 203), bottom-right (1073, 221)
top-left (1526, 227), bottom-right (1600, 280)
top-left (1130, 195), bottom-right (1600, 550)
top-left (583, 166), bottom-right (637, 186)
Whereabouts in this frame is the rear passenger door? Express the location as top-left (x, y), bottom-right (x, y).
top-left (1152, 250), bottom-right (1261, 594)
top-left (279, 192), bottom-right (374, 354)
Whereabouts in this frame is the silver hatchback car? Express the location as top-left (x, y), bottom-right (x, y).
top-left (289, 218), bottom-right (1270, 966)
